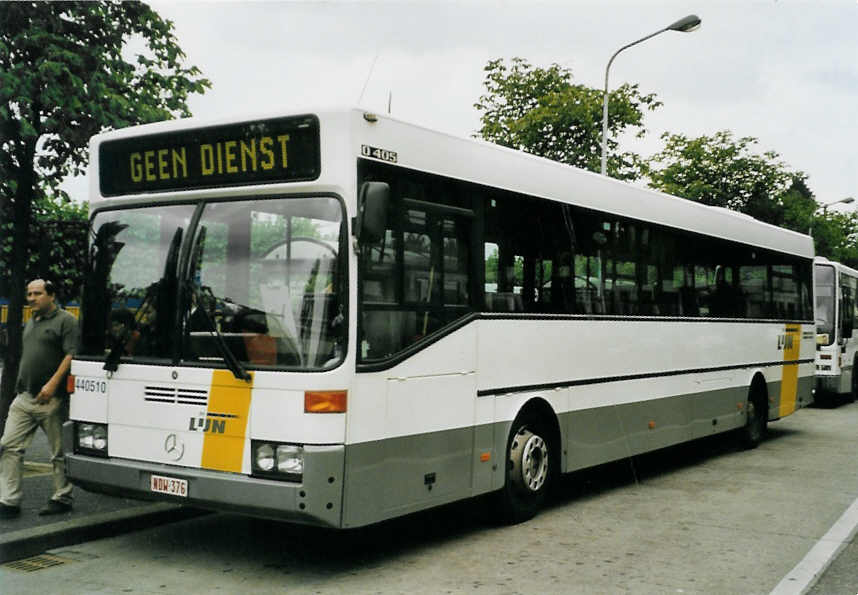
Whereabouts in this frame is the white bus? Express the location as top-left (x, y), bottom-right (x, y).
top-left (65, 108), bottom-right (815, 527)
top-left (813, 256), bottom-right (858, 402)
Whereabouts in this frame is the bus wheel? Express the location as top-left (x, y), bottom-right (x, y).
top-left (847, 358), bottom-right (858, 403)
top-left (741, 385), bottom-right (767, 449)
top-left (498, 417), bottom-right (551, 523)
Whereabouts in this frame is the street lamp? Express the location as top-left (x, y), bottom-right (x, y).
top-left (810, 197), bottom-right (855, 235)
top-left (601, 14), bottom-right (702, 176)
top-left (820, 196), bottom-right (855, 215)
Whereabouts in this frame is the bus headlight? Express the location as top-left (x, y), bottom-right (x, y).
top-left (251, 440), bottom-right (303, 481)
top-left (276, 445), bottom-right (304, 475)
top-left (256, 444), bottom-right (275, 471)
top-left (76, 422), bottom-right (108, 457)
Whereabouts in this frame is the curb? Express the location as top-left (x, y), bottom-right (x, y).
top-left (0, 503), bottom-right (208, 564)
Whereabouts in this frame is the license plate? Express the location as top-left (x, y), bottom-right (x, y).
top-left (150, 474), bottom-right (188, 497)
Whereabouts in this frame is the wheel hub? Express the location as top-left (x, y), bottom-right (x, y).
top-left (510, 428), bottom-right (549, 493)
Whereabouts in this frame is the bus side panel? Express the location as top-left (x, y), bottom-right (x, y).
top-left (563, 382), bottom-right (746, 473)
top-left (767, 368), bottom-right (814, 419)
top-left (477, 318), bottom-right (814, 476)
top-left (344, 326), bottom-right (478, 528)
top-left (341, 427), bottom-right (474, 528)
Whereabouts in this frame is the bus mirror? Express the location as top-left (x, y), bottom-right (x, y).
top-left (356, 182), bottom-right (390, 243)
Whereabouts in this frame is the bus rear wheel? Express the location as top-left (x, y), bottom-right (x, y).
top-left (850, 359), bottom-right (858, 403)
top-left (497, 417), bottom-right (552, 523)
top-left (741, 387), bottom-right (767, 449)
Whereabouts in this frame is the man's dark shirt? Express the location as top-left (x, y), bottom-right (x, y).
top-left (16, 307), bottom-right (78, 398)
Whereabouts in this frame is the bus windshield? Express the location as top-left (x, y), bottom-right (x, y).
top-left (80, 196), bottom-right (346, 371)
top-left (815, 264), bottom-right (835, 344)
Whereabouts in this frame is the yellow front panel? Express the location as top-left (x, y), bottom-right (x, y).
top-left (779, 325), bottom-right (801, 417)
top-left (201, 370), bottom-right (253, 472)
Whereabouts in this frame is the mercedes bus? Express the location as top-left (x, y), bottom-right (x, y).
top-left (814, 256), bottom-right (858, 403)
top-left (64, 108), bottom-right (815, 528)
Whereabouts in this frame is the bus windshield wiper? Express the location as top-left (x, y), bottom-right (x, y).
top-left (184, 280), bottom-right (251, 382)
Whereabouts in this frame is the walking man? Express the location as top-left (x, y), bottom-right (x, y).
top-left (0, 279), bottom-right (78, 517)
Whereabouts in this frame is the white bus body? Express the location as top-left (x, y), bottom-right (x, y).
top-left (65, 108), bottom-right (815, 528)
top-left (814, 256), bottom-right (858, 400)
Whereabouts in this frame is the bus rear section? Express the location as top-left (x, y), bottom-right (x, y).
top-left (813, 257), bottom-right (858, 402)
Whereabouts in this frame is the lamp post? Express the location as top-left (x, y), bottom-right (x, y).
top-left (601, 14), bottom-right (701, 176)
top-left (820, 196), bottom-right (854, 215)
top-left (810, 196), bottom-right (855, 235)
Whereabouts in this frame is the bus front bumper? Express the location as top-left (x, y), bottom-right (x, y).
top-left (815, 374), bottom-right (846, 396)
top-left (63, 428), bottom-right (345, 528)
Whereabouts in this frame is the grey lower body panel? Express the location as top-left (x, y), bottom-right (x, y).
top-left (816, 374), bottom-right (850, 396)
top-left (64, 373), bottom-right (813, 530)
top-left (341, 426), bottom-right (479, 528)
top-left (63, 426), bottom-right (346, 528)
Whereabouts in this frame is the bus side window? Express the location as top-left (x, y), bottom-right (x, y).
top-left (484, 243), bottom-right (499, 310)
top-left (841, 279), bottom-right (855, 338)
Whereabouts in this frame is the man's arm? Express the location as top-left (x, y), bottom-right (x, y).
top-left (36, 353), bottom-right (73, 404)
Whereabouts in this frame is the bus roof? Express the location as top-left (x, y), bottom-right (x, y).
top-left (89, 106), bottom-right (814, 259)
top-left (814, 256), bottom-right (858, 277)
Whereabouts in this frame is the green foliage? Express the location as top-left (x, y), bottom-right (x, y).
top-left (780, 177), bottom-right (817, 233)
top-left (0, 194), bottom-right (87, 298)
top-left (0, 1), bottom-right (210, 414)
top-left (474, 57), bottom-right (661, 181)
top-left (813, 210), bottom-right (858, 267)
top-left (644, 130), bottom-right (858, 264)
top-left (1, 1), bottom-right (210, 200)
top-left (644, 130), bottom-right (799, 216)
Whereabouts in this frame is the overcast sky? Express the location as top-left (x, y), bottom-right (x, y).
top-left (67, 0), bottom-right (858, 211)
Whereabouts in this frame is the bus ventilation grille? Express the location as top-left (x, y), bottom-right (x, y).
top-left (144, 385), bottom-right (209, 406)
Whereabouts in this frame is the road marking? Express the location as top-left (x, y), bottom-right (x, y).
top-left (770, 495), bottom-right (858, 594)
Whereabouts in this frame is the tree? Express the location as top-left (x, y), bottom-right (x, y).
top-left (812, 210), bottom-right (858, 267)
top-left (0, 1), bottom-right (210, 426)
top-left (644, 130), bottom-right (858, 264)
top-left (474, 57), bottom-right (661, 181)
top-left (0, 194), bottom-right (88, 300)
top-left (780, 177), bottom-right (817, 234)
top-left (644, 130), bottom-right (800, 217)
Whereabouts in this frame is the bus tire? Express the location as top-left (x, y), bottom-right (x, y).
top-left (497, 415), bottom-right (552, 524)
top-left (850, 358), bottom-right (858, 403)
top-left (741, 381), bottom-right (768, 449)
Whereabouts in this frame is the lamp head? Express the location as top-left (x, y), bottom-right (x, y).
top-left (668, 14), bottom-right (701, 33)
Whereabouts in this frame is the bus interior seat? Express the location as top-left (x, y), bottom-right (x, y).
top-left (491, 292), bottom-right (523, 312)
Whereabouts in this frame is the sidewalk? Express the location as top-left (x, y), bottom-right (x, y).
top-left (0, 366), bottom-right (202, 563)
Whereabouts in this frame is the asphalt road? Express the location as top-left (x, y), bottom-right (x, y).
top-left (2, 399), bottom-right (858, 594)
top-left (0, 364), bottom-right (202, 563)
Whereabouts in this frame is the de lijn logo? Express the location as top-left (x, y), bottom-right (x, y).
top-left (188, 413), bottom-right (231, 435)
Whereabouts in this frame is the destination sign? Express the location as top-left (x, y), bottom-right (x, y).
top-left (99, 115), bottom-right (320, 196)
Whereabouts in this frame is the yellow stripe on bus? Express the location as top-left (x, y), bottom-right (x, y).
top-left (0, 305), bottom-right (78, 323)
top-left (779, 325), bottom-right (801, 417)
top-left (201, 370), bottom-right (253, 473)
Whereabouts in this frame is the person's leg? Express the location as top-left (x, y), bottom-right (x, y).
top-left (0, 393), bottom-right (40, 509)
top-left (40, 396), bottom-right (73, 507)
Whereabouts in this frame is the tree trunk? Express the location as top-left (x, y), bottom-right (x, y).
top-left (0, 141), bottom-right (36, 431)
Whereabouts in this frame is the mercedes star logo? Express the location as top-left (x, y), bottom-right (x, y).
top-left (164, 433), bottom-right (185, 461)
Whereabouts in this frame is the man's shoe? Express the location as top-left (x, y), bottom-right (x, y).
top-left (0, 503), bottom-right (21, 518)
top-left (38, 500), bottom-right (72, 516)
